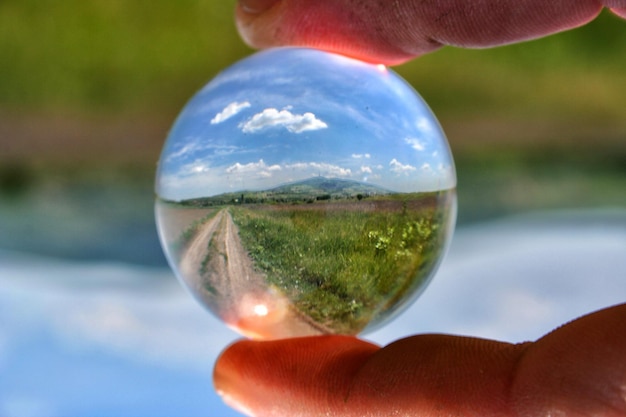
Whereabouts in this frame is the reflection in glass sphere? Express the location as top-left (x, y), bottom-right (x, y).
top-left (155, 48), bottom-right (456, 340)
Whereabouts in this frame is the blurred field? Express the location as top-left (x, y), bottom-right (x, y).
top-left (0, 1), bottom-right (625, 226)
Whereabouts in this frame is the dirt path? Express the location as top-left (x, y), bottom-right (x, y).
top-left (178, 210), bottom-right (225, 284)
top-left (178, 208), bottom-right (328, 339)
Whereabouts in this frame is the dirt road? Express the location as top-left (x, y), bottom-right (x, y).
top-left (178, 208), bottom-right (327, 339)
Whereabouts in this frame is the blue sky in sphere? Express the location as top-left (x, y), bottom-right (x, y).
top-left (156, 48), bottom-right (456, 201)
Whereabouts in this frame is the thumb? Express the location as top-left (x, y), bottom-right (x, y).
top-left (234, 0), bottom-right (614, 65)
top-left (214, 335), bottom-right (379, 416)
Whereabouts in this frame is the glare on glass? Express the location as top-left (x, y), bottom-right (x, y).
top-left (155, 48), bottom-right (456, 339)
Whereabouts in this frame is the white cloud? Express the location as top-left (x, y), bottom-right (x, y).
top-left (352, 153), bottom-right (371, 159)
top-left (226, 159), bottom-right (281, 177)
top-left (311, 162), bottom-right (351, 177)
top-left (416, 116), bottom-right (435, 133)
top-left (211, 144), bottom-right (241, 156)
top-left (285, 162), bottom-right (351, 177)
top-left (164, 140), bottom-right (240, 163)
top-left (389, 158), bottom-right (417, 175)
top-left (174, 160), bottom-right (211, 177)
top-left (405, 137), bottom-right (426, 151)
top-left (210, 101), bottom-right (251, 124)
top-left (241, 108), bottom-right (327, 133)
top-left (360, 166), bottom-right (373, 174)
top-left (164, 138), bottom-right (213, 163)
top-left (226, 160), bottom-right (263, 174)
top-left (165, 141), bottom-right (198, 162)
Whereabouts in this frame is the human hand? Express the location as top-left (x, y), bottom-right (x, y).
top-left (219, 2), bottom-right (626, 416)
top-left (236, 0), bottom-right (626, 64)
top-left (214, 304), bottom-right (626, 416)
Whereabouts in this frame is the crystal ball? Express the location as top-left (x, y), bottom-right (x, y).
top-left (155, 48), bottom-right (456, 340)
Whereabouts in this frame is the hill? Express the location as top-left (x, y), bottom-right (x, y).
top-left (177, 177), bottom-right (392, 207)
top-left (268, 177), bottom-right (390, 198)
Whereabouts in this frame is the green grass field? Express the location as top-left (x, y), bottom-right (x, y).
top-left (229, 191), bottom-right (455, 333)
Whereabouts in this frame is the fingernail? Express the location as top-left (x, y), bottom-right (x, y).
top-left (239, 0), bottom-right (279, 14)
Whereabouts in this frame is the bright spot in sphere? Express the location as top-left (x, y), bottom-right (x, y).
top-left (253, 304), bottom-right (269, 317)
top-left (376, 64), bottom-right (387, 72)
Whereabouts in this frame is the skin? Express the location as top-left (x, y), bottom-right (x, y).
top-left (216, 304), bottom-right (626, 416)
top-left (215, 1), bottom-right (626, 415)
top-left (235, 0), bottom-right (626, 64)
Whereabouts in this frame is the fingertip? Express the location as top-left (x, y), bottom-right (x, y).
top-left (233, 0), bottom-right (425, 65)
top-left (214, 336), bottom-right (380, 416)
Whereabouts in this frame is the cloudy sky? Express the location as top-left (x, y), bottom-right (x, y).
top-left (1, 210), bottom-right (624, 416)
top-left (156, 48), bottom-right (455, 201)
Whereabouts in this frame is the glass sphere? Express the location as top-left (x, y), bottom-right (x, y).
top-left (155, 48), bottom-right (456, 340)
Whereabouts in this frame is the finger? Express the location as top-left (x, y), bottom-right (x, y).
top-left (214, 303), bottom-right (626, 416)
top-left (214, 335), bottom-right (380, 416)
top-left (214, 334), bottom-right (527, 416)
top-left (235, 0), bottom-right (625, 64)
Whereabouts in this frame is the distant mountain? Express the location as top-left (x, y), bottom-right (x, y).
top-left (176, 177), bottom-right (392, 207)
top-left (268, 177), bottom-right (390, 197)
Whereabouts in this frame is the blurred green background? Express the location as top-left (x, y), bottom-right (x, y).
top-left (0, 0), bottom-right (624, 261)
top-left (0, 5), bottom-right (623, 416)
